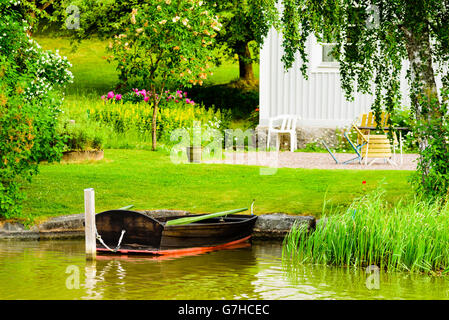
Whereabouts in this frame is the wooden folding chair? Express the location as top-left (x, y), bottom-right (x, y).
top-left (359, 112), bottom-right (401, 160)
top-left (354, 123), bottom-right (397, 166)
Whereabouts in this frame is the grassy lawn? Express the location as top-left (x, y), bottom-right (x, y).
top-left (35, 36), bottom-right (119, 97)
top-left (22, 149), bottom-right (412, 223)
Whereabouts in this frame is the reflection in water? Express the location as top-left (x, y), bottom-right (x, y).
top-left (0, 240), bottom-right (448, 299)
top-left (83, 261), bottom-right (103, 300)
top-left (281, 254), bottom-right (449, 300)
top-left (92, 242), bottom-right (259, 300)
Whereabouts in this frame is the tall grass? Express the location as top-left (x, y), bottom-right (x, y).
top-left (283, 190), bottom-right (449, 273)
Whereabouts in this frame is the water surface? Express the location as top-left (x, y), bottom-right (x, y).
top-left (0, 240), bottom-right (447, 299)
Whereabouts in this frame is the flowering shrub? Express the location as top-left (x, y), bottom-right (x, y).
top-left (0, 2), bottom-right (72, 219)
top-left (24, 46), bottom-right (73, 101)
top-left (101, 88), bottom-right (196, 107)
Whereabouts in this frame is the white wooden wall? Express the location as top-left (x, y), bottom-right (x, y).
top-left (259, 28), bottom-right (409, 128)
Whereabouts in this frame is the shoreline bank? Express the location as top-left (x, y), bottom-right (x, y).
top-left (0, 210), bottom-right (316, 241)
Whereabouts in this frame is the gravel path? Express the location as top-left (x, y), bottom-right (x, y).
top-left (203, 151), bottom-right (419, 170)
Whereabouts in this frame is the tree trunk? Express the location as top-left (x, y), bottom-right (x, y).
top-left (237, 42), bottom-right (255, 81)
top-left (402, 23), bottom-right (440, 181)
top-left (152, 97), bottom-right (158, 151)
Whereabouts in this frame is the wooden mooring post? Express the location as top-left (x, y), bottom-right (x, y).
top-left (84, 188), bottom-right (96, 260)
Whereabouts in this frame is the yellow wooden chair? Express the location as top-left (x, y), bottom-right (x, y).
top-left (353, 117), bottom-right (397, 166)
top-left (358, 111), bottom-right (400, 156)
top-left (357, 112), bottom-right (402, 165)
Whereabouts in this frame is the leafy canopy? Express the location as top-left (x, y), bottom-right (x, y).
top-left (109, 0), bottom-right (220, 91)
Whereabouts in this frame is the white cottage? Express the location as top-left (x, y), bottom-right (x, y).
top-left (258, 27), bottom-right (412, 148)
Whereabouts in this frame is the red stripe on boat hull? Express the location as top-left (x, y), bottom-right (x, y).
top-left (96, 235), bottom-right (252, 256)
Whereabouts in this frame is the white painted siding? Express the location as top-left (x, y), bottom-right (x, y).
top-left (260, 28), bottom-right (391, 128)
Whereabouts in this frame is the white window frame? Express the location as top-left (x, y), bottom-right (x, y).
top-left (310, 37), bottom-right (340, 73)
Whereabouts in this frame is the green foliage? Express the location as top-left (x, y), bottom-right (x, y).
top-left (0, 1), bottom-right (71, 219)
top-left (107, 0), bottom-right (219, 88)
top-left (88, 95), bottom-right (231, 146)
top-left (188, 84), bottom-right (259, 119)
top-left (59, 121), bottom-right (104, 151)
top-left (390, 108), bottom-right (419, 152)
top-left (410, 89), bottom-right (449, 200)
top-left (283, 189), bottom-right (449, 273)
top-left (247, 106), bottom-right (259, 128)
top-left (204, 0), bottom-right (278, 80)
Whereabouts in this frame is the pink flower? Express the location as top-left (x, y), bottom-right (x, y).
top-left (184, 92), bottom-right (187, 97)
top-left (107, 91), bottom-right (115, 99)
top-left (186, 98), bottom-right (191, 103)
top-left (115, 94), bottom-right (122, 101)
top-left (144, 96), bottom-right (150, 102)
top-left (101, 95), bottom-right (105, 100)
top-left (175, 100), bottom-right (179, 103)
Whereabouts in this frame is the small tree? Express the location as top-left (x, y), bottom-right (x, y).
top-left (109, 0), bottom-right (221, 150)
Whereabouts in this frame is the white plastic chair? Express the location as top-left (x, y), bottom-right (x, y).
top-left (266, 115), bottom-right (300, 152)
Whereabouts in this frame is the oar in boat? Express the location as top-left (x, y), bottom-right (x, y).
top-left (165, 207), bottom-right (248, 226)
top-left (119, 205), bottom-right (135, 210)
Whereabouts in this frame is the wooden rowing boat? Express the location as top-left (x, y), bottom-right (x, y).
top-left (95, 209), bottom-right (258, 255)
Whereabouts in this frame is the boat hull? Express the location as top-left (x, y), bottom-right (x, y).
top-left (160, 215), bottom-right (257, 250)
top-left (95, 210), bottom-right (257, 255)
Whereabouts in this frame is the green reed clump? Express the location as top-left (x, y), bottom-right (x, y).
top-left (283, 190), bottom-right (449, 273)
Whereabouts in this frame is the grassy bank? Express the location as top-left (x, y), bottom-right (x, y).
top-left (283, 190), bottom-right (449, 274)
top-left (21, 149), bottom-right (411, 223)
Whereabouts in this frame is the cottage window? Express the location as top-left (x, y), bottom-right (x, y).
top-left (322, 44), bottom-right (338, 63)
top-left (311, 38), bottom-right (340, 72)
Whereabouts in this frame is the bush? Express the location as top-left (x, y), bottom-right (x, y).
top-left (411, 89), bottom-right (449, 200)
top-left (187, 84), bottom-right (259, 119)
top-left (59, 121), bottom-right (104, 151)
top-left (0, 3), bottom-right (72, 219)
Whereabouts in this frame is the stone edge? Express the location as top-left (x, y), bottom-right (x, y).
top-left (0, 211), bottom-right (316, 241)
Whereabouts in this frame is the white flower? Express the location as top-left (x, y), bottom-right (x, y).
top-left (173, 16), bottom-right (180, 22)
